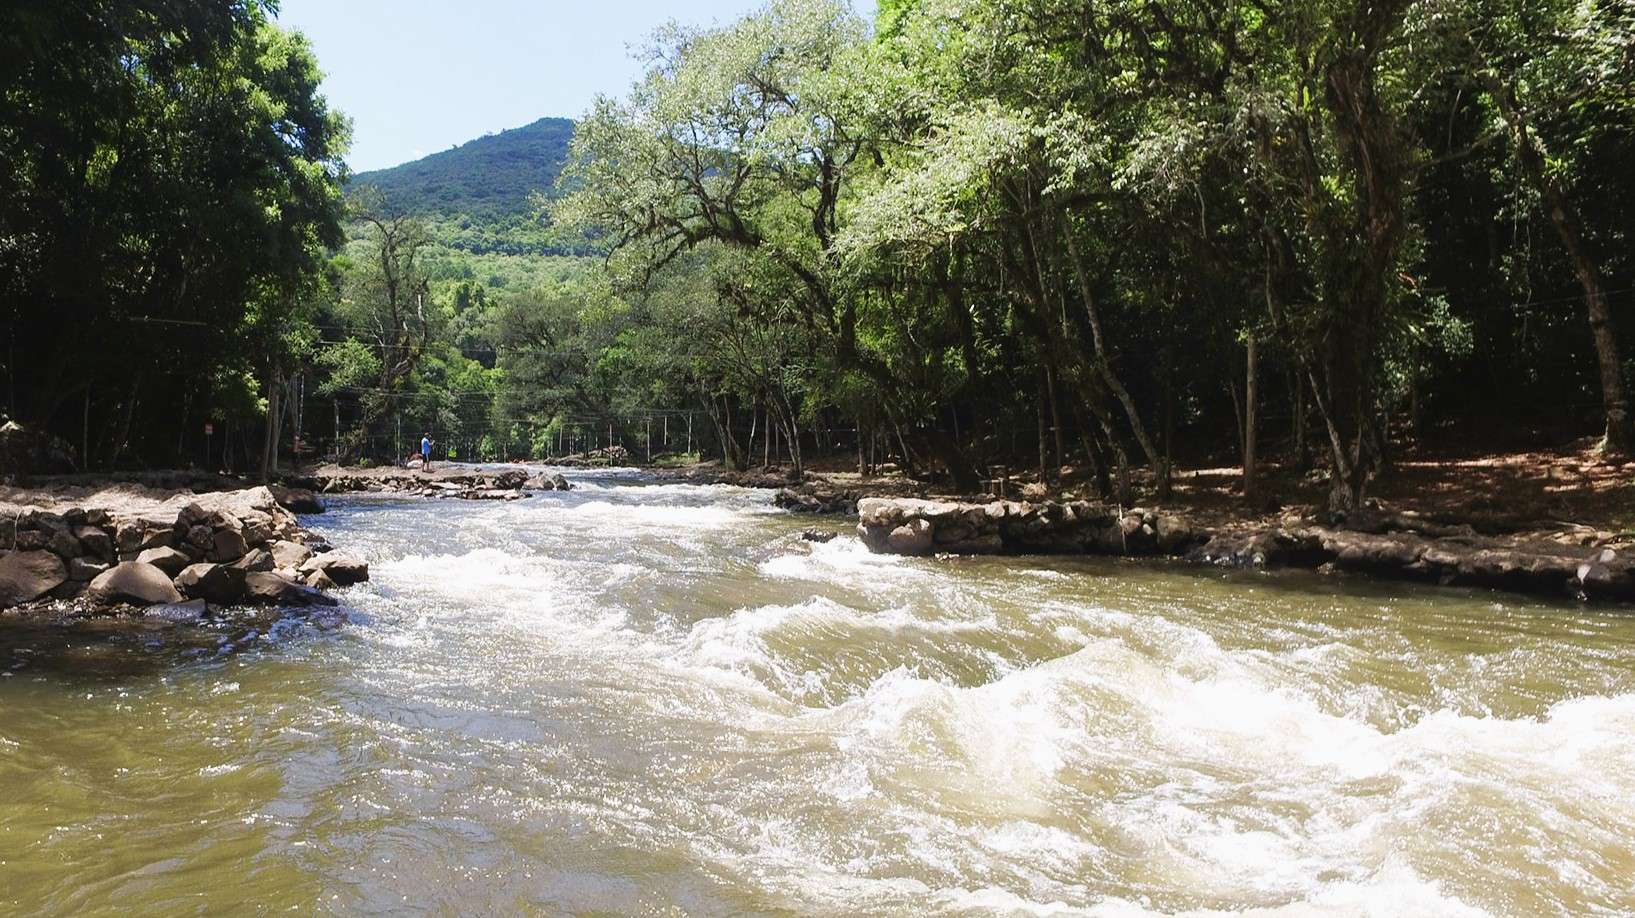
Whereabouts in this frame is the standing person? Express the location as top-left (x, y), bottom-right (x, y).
top-left (420, 432), bottom-right (434, 471)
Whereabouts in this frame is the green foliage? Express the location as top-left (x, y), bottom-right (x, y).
top-left (351, 118), bottom-right (574, 223)
top-left (0, 0), bottom-right (348, 467)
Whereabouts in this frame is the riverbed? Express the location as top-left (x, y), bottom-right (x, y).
top-left (2, 469), bottom-right (1633, 914)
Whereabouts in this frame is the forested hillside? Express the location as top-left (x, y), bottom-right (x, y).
top-left (351, 117), bottom-right (573, 221)
top-left (347, 117), bottom-right (575, 256)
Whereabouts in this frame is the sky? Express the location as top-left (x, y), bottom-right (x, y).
top-left (276, 0), bottom-right (876, 173)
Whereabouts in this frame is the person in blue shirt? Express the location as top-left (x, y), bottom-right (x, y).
top-left (420, 433), bottom-right (434, 470)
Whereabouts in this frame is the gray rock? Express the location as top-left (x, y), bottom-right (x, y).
top-left (0, 550), bottom-right (68, 605)
top-left (884, 519), bottom-right (935, 555)
top-left (492, 469), bottom-right (528, 490)
top-left (18, 509), bottom-right (69, 536)
top-left (87, 562), bottom-right (183, 605)
top-left (244, 571), bottom-right (339, 607)
top-left (14, 530), bottom-right (46, 551)
top-left (303, 567), bottom-right (338, 590)
top-left (137, 546), bottom-right (193, 576)
top-left (68, 556), bottom-right (110, 582)
top-left (46, 530), bottom-right (82, 559)
top-left (231, 548), bottom-right (275, 572)
top-left (115, 522), bottom-right (145, 553)
top-left (298, 551), bottom-right (369, 585)
top-left (269, 485), bottom-right (325, 514)
top-left (551, 473), bottom-right (572, 491)
top-left (185, 525), bottom-right (213, 551)
top-left (239, 511), bottom-right (275, 547)
top-left (208, 528), bottom-right (249, 563)
top-left (269, 539), bottom-right (314, 569)
top-left (174, 563), bottom-right (247, 604)
top-left (73, 525), bottom-right (114, 560)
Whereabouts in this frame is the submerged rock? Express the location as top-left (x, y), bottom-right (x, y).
top-left (145, 599), bottom-right (209, 623)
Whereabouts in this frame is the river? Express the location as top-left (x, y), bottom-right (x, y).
top-left (2, 469), bottom-right (1634, 915)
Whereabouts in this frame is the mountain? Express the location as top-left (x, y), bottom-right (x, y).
top-left (350, 117), bottom-right (575, 221)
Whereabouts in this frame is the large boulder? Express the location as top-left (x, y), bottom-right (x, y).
top-left (87, 562), bottom-right (183, 606)
top-left (550, 473), bottom-right (572, 491)
top-left (0, 550), bottom-right (68, 606)
top-left (174, 563), bottom-right (247, 604)
top-left (136, 546), bottom-right (194, 576)
top-left (299, 551), bottom-right (369, 586)
top-left (244, 571), bottom-right (338, 607)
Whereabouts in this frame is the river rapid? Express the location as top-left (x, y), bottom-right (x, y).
top-left (2, 469), bottom-right (1634, 915)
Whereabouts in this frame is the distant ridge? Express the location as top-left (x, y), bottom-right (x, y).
top-left (350, 117), bottom-right (575, 220)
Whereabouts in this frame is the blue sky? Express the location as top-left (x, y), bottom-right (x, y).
top-left (276, 0), bottom-right (876, 173)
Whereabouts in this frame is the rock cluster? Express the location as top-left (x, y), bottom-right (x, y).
top-left (0, 487), bottom-right (366, 611)
top-left (555, 446), bottom-right (630, 466)
top-left (775, 486), bottom-right (859, 514)
top-left (306, 468), bottom-right (571, 500)
top-left (852, 496), bottom-right (1634, 602)
top-left (1191, 524), bottom-right (1635, 600)
top-left (856, 497), bottom-right (1201, 556)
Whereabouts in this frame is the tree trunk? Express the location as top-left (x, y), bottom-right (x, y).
top-left (1488, 77), bottom-right (1632, 454)
top-left (1063, 228), bottom-right (1171, 496)
top-left (1244, 333), bottom-right (1258, 503)
top-left (261, 370), bottom-right (281, 482)
top-left (1045, 364), bottom-right (1065, 480)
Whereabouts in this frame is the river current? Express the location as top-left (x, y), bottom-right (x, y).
top-left (2, 469), bottom-right (1634, 915)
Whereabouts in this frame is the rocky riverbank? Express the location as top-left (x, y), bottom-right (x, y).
top-left (1, 485), bottom-right (365, 615)
top-left (856, 497), bottom-right (1635, 603)
top-left (292, 464), bottom-right (571, 499)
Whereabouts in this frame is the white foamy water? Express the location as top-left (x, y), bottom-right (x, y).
top-left (2, 469), bottom-right (1633, 915)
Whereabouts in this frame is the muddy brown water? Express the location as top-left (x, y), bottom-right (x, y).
top-left (2, 469), bottom-right (1633, 915)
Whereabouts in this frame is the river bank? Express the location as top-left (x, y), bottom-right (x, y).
top-left (1, 480), bottom-right (365, 623)
top-left (673, 449), bottom-right (1635, 604)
